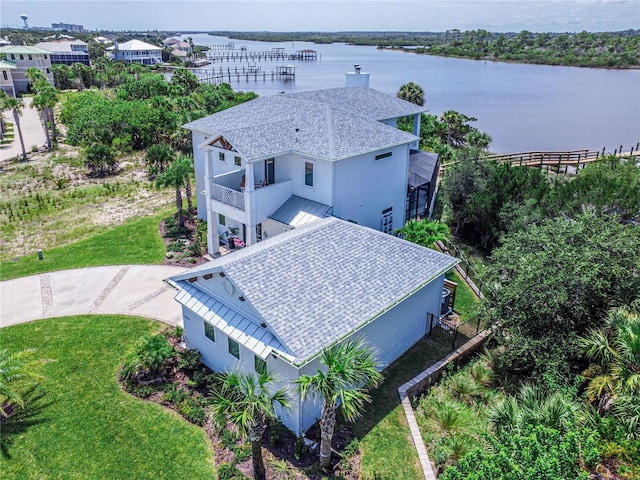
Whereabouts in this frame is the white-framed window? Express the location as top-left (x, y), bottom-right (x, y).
top-left (381, 206), bottom-right (393, 234)
top-left (304, 161), bottom-right (314, 187)
top-left (228, 338), bottom-right (240, 359)
top-left (204, 321), bottom-right (215, 342)
top-left (219, 152), bottom-right (225, 162)
top-left (234, 156), bottom-right (241, 166)
top-left (218, 213), bottom-right (226, 226)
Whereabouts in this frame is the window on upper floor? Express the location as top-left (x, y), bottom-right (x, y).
top-left (19, 54), bottom-right (24, 60)
top-left (234, 156), bottom-right (241, 166)
top-left (228, 338), bottom-right (240, 359)
top-left (28, 54), bottom-right (32, 60)
top-left (219, 152), bottom-right (225, 162)
top-left (2, 71), bottom-right (7, 81)
top-left (305, 161), bottom-right (314, 187)
top-left (254, 355), bottom-right (267, 374)
top-left (10, 54), bottom-right (15, 60)
top-left (204, 321), bottom-right (216, 342)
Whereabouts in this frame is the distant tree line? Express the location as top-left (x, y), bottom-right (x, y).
top-left (213, 29), bottom-right (640, 68)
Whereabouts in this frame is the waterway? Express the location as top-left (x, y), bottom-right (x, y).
top-left (183, 33), bottom-right (639, 154)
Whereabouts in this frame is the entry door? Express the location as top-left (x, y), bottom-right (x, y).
top-left (265, 158), bottom-right (275, 185)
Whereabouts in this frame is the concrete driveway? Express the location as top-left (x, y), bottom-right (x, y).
top-left (0, 265), bottom-right (189, 328)
top-left (1, 96), bottom-right (47, 162)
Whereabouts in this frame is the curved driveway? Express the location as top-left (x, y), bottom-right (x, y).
top-left (0, 265), bottom-right (188, 328)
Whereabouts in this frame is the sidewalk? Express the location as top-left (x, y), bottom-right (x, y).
top-left (0, 96), bottom-right (47, 162)
top-left (0, 265), bottom-right (189, 328)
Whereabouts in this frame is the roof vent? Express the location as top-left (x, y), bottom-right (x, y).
top-left (354, 64), bottom-right (361, 74)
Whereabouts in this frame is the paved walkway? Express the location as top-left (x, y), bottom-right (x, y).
top-left (1, 96), bottom-right (48, 162)
top-left (0, 265), bottom-right (189, 328)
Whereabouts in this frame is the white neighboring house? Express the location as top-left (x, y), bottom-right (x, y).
top-left (108, 39), bottom-right (162, 65)
top-left (0, 45), bottom-right (54, 95)
top-left (35, 39), bottom-right (91, 66)
top-left (183, 85), bottom-right (426, 257)
top-left (167, 217), bottom-right (458, 435)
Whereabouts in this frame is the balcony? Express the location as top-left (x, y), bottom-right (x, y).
top-left (212, 183), bottom-right (245, 210)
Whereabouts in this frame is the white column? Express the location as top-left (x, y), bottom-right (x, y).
top-left (412, 113), bottom-right (421, 149)
top-left (204, 150), bottom-right (219, 256)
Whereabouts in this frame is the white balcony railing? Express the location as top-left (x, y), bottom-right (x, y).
top-left (211, 184), bottom-right (245, 210)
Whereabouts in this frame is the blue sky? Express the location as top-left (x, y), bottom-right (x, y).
top-left (1, 1), bottom-right (639, 32)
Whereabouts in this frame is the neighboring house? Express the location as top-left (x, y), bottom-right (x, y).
top-left (167, 217), bottom-right (459, 435)
top-left (0, 45), bottom-right (54, 94)
top-left (170, 48), bottom-right (189, 61)
top-left (162, 37), bottom-right (181, 48)
top-left (173, 41), bottom-right (193, 54)
top-left (0, 60), bottom-right (17, 97)
top-left (107, 39), bottom-right (162, 65)
top-left (183, 85), bottom-right (427, 256)
top-left (35, 39), bottom-right (91, 66)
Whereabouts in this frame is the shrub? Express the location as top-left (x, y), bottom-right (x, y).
top-left (178, 348), bottom-right (202, 372)
top-left (217, 463), bottom-right (247, 480)
top-left (162, 383), bottom-right (189, 404)
top-left (269, 420), bottom-right (287, 447)
top-left (120, 334), bottom-right (174, 383)
top-left (176, 397), bottom-right (206, 426)
top-left (84, 144), bottom-right (118, 177)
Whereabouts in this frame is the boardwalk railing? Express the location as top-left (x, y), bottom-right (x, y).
top-left (441, 143), bottom-right (640, 173)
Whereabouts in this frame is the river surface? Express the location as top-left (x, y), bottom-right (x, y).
top-left (183, 33), bottom-right (639, 154)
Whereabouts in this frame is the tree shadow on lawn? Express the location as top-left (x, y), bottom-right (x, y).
top-left (1, 385), bottom-right (53, 459)
top-left (352, 336), bottom-right (456, 438)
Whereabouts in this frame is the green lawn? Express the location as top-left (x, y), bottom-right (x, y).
top-left (0, 315), bottom-right (216, 480)
top-left (0, 212), bottom-right (168, 281)
top-left (355, 337), bottom-right (453, 479)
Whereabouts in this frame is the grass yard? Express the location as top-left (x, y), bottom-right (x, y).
top-left (0, 211), bottom-right (169, 281)
top-left (0, 315), bottom-right (216, 480)
top-left (355, 337), bottom-right (453, 479)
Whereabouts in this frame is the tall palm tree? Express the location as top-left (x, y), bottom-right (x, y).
top-left (177, 155), bottom-right (195, 212)
top-left (156, 157), bottom-right (192, 228)
top-left (296, 339), bottom-right (383, 469)
top-left (4, 97), bottom-right (27, 160)
top-left (0, 348), bottom-right (47, 417)
top-left (397, 81), bottom-right (425, 106)
top-left (210, 369), bottom-right (291, 480)
top-left (31, 92), bottom-right (51, 151)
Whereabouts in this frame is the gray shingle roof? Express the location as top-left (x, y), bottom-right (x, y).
top-left (184, 87), bottom-right (419, 162)
top-left (169, 218), bottom-right (458, 365)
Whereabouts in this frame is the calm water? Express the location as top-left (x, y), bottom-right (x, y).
top-left (184, 33), bottom-right (640, 153)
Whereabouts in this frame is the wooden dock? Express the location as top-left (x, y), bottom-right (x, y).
top-left (204, 46), bottom-right (318, 63)
top-left (195, 64), bottom-right (296, 84)
top-left (441, 144), bottom-right (640, 174)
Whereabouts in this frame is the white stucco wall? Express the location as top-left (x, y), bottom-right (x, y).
top-left (181, 270), bottom-right (448, 436)
top-left (332, 144), bottom-right (410, 232)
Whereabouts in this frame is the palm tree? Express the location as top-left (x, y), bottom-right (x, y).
top-left (0, 90), bottom-right (8, 140)
top-left (156, 157), bottom-right (192, 228)
top-left (0, 348), bottom-right (47, 417)
top-left (4, 97), bottom-right (27, 160)
top-left (488, 384), bottom-right (578, 434)
top-left (580, 306), bottom-right (640, 437)
top-left (210, 369), bottom-right (291, 480)
top-left (397, 81), bottom-right (425, 106)
top-left (31, 92), bottom-right (51, 150)
top-left (295, 339), bottom-right (383, 469)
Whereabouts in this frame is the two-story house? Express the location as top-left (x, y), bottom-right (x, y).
top-left (108, 39), bottom-right (162, 65)
top-left (35, 39), bottom-right (91, 66)
top-left (183, 85), bottom-right (426, 256)
top-left (0, 45), bottom-right (54, 95)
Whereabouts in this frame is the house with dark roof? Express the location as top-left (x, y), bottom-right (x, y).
top-left (184, 85), bottom-right (432, 256)
top-left (167, 217), bottom-right (458, 434)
